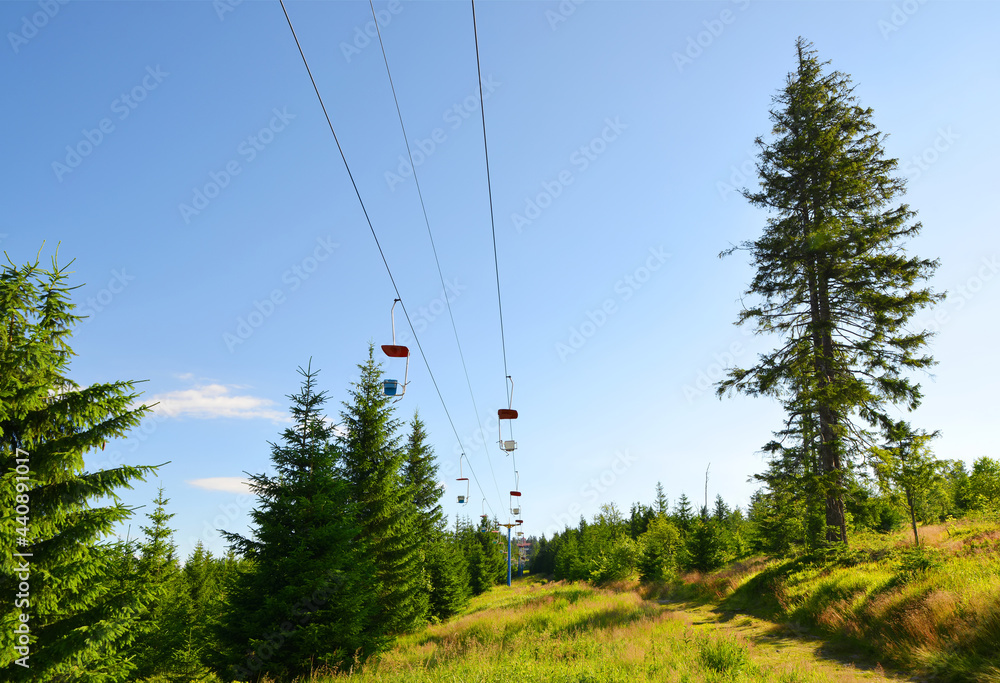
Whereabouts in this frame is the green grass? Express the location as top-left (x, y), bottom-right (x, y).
top-left (313, 577), bottom-right (897, 683)
top-left (651, 518), bottom-right (1000, 683)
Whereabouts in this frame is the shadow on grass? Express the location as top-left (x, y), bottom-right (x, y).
top-left (706, 553), bottom-right (1000, 683)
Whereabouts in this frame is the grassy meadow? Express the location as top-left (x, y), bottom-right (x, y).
top-left (650, 518), bottom-right (1000, 683)
top-left (315, 576), bottom-right (901, 683)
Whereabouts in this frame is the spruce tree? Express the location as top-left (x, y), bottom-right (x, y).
top-left (638, 516), bottom-right (682, 583)
top-left (712, 494), bottom-right (730, 522)
top-left (131, 486), bottom-right (188, 681)
top-left (719, 37), bottom-right (942, 543)
top-left (673, 494), bottom-right (694, 533)
top-left (219, 363), bottom-right (377, 681)
top-left (403, 411), bottom-right (443, 535)
top-left (1, 253), bottom-right (158, 681)
top-left (425, 531), bottom-right (470, 621)
top-left (654, 481), bottom-right (668, 517)
top-left (337, 346), bottom-right (426, 636)
top-left (402, 412), bottom-right (472, 621)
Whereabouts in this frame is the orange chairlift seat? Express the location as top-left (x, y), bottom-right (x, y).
top-left (381, 299), bottom-right (409, 399)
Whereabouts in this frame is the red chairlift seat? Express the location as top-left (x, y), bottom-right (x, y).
top-left (498, 377), bottom-right (518, 452)
top-left (381, 345), bottom-right (409, 358)
top-left (510, 472), bottom-right (522, 515)
top-left (456, 454), bottom-right (470, 504)
top-left (381, 300), bottom-right (409, 400)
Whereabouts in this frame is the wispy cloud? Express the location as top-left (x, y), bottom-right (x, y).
top-left (146, 383), bottom-right (286, 422)
top-left (188, 477), bottom-right (252, 494)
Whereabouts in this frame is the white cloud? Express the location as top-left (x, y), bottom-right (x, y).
top-left (146, 383), bottom-right (287, 422)
top-left (188, 477), bottom-right (253, 494)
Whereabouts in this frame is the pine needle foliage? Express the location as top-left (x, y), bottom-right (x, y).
top-left (336, 346), bottom-right (426, 636)
top-left (0, 251), bottom-right (158, 681)
top-left (718, 38), bottom-right (943, 544)
top-left (218, 362), bottom-right (376, 682)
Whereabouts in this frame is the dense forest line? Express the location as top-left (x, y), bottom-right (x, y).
top-left (529, 461), bottom-right (1000, 585)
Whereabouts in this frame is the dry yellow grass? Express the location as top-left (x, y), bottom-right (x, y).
top-left (663, 518), bottom-right (1000, 683)
top-left (312, 575), bottom-right (908, 683)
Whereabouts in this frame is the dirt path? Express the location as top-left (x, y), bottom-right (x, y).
top-left (655, 599), bottom-right (921, 682)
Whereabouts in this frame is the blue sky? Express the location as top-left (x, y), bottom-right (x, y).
top-left (4, 0), bottom-right (998, 559)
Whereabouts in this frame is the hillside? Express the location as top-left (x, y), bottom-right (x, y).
top-left (320, 575), bottom-right (905, 683)
top-left (650, 519), bottom-right (1000, 683)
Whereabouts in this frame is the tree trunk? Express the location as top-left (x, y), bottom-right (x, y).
top-left (906, 487), bottom-right (920, 546)
top-left (811, 263), bottom-right (846, 544)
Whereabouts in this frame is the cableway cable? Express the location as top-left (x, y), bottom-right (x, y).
top-left (367, 0), bottom-right (507, 517)
top-left (278, 0), bottom-right (498, 519)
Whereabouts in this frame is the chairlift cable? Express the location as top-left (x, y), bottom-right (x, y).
top-left (278, 0), bottom-right (498, 518)
top-left (472, 0), bottom-right (524, 534)
top-left (368, 0), bottom-right (506, 516)
top-left (471, 0), bottom-right (510, 386)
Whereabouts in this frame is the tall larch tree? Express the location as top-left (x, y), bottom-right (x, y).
top-left (718, 37), bottom-right (942, 544)
top-left (337, 346), bottom-right (426, 636)
top-left (0, 253), bottom-right (158, 681)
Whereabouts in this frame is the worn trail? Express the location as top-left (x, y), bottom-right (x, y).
top-left (655, 597), bottom-right (918, 682)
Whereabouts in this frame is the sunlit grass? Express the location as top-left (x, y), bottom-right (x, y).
top-left (316, 577), bottom-right (892, 683)
top-left (659, 518), bottom-right (1000, 683)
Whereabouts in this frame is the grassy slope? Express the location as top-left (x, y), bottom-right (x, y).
top-left (649, 519), bottom-right (1000, 683)
top-left (321, 576), bottom-right (903, 683)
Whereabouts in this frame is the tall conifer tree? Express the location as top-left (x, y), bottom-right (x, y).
top-left (1, 254), bottom-right (157, 681)
top-left (718, 38), bottom-right (942, 543)
top-left (337, 346), bottom-right (426, 636)
top-left (219, 363), bottom-right (376, 681)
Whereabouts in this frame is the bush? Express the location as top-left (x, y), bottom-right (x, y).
top-left (638, 516), bottom-right (683, 582)
top-left (590, 536), bottom-right (639, 584)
